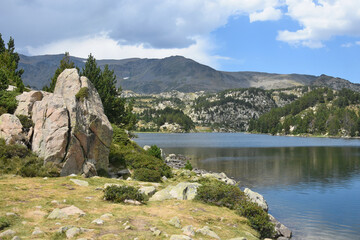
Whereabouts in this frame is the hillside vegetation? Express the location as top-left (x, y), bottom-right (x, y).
top-left (249, 88), bottom-right (360, 137)
top-left (132, 87), bottom-right (308, 132)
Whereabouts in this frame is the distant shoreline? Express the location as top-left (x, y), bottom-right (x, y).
top-left (133, 130), bottom-right (360, 140)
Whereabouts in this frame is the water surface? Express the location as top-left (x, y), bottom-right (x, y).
top-left (135, 133), bottom-right (360, 240)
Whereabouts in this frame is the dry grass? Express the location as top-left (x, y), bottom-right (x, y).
top-left (0, 175), bottom-right (259, 240)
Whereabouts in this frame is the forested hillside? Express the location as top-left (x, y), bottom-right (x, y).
top-left (131, 87), bottom-right (308, 132)
top-left (249, 88), bottom-right (360, 137)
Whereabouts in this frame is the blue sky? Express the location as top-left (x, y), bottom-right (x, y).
top-left (1, 0), bottom-right (360, 83)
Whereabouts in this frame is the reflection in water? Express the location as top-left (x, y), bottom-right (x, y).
top-left (163, 147), bottom-right (360, 189)
top-left (135, 133), bottom-right (360, 240)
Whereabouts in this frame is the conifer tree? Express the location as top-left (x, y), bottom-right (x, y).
top-left (81, 53), bottom-right (101, 89)
top-left (0, 34), bottom-right (24, 92)
top-left (43, 52), bottom-right (75, 92)
top-left (81, 54), bottom-right (136, 128)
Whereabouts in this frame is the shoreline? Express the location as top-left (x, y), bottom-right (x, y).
top-left (134, 130), bottom-right (360, 140)
top-left (164, 152), bottom-right (293, 240)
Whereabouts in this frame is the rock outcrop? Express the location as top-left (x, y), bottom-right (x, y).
top-left (0, 114), bottom-right (24, 144)
top-left (8, 68), bottom-right (113, 176)
top-left (244, 188), bottom-right (269, 211)
top-left (149, 182), bottom-right (201, 201)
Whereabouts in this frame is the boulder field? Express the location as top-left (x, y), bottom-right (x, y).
top-left (0, 69), bottom-right (113, 176)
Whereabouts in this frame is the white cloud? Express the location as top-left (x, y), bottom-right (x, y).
top-left (249, 7), bottom-right (282, 22)
top-left (0, 0), bottom-right (284, 49)
top-left (341, 42), bottom-right (354, 48)
top-left (26, 32), bottom-right (222, 69)
top-left (356, 41), bottom-right (360, 45)
top-left (277, 0), bottom-right (360, 47)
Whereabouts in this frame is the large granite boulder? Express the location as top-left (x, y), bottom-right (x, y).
top-left (14, 68), bottom-right (113, 176)
top-left (150, 182), bottom-right (201, 201)
top-left (14, 90), bottom-right (45, 116)
top-left (0, 114), bottom-right (24, 144)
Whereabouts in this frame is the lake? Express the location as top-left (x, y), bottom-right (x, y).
top-left (135, 133), bottom-right (360, 240)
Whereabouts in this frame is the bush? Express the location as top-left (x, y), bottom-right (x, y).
top-left (97, 168), bottom-right (110, 178)
top-left (195, 179), bottom-right (245, 209)
top-left (133, 168), bottom-right (161, 182)
top-left (16, 114), bottom-right (33, 132)
top-left (75, 87), bottom-right (89, 101)
top-left (104, 185), bottom-right (147, 203)
top-left (195, 179), bottom-right (274, 238)
top-left (0, 216), bottom-right (10, 230)
top-left (236, 201), bottom-right (275, 239)
top-left (109, 124), bottom-right (172, 182)
top-left (0, 90), bottom-right (19, 114)
top-left (147, 145), bottom-right (162, 159)
top-left (0, 138), bottom-right (60, 177)
top-left (184, 160), bottom-right (193, 171)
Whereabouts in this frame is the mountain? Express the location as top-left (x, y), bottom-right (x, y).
top-left (19, 54), bottom-right (360, 93)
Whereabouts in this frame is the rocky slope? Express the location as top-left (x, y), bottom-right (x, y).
top-left (19, 54), bottom-right (360, 93)
top-left (133, 87), bottom-right (306, 132)
top-left (0, 69), bottom-right (113, 176)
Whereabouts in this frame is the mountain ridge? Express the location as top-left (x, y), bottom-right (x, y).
top-left (18, 54), bottom-right (360, 93)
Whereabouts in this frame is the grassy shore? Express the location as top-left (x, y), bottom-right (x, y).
top-left (0, 173), bottom-right (259, 240)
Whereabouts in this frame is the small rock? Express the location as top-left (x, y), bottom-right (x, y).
top-left (153, 230), bottom-right (161, 236)
top-left (138, 186), bottom-right (156, 196)
top-left (182, 225), bottom-right (195, 236)
top-left (66, 227), bottom-right (80, 239)
top-left (124, 199), bottom-right (141, 205)
top-left (162, 176), bottom-right (168, 181)
top-left (150, 227), bottom-right (161, 236)
top-left (104, 183), bottom-right (121, 188)
top-left (0, 229), bottom-right (16, 238)
top-left (170, 235), bottom-right (192, 240)
top-left (100, 213), bottom-right (113, 220)
top-left (32, 227), bottom-right (44, 236)
top-left (48, 208), bottom-right (68, 219)
top-left (61, 205), bottom-right (86, 216)
top-left (6, 212), bottom-right (17, 217)
top-left (70, 179), bottom-right (89, 187)
top-left (21, 221), bottom-right (27, 225)
top-left (35, 206), bottom-right (42, 209)
top-left (169, 216), bottom-right (181, 228)
top-left (196, 226), bottom-right (220, 239)
top-left (43, 177), bottom-right (48, 179)
top-left (12, 236), bottom-right (21, 240)
top-left (124, 225), bottom-right (131, 230)
top-left (92, 219), bottom-right (104, 225)
top-left (126, 177), bottom-right (132, 181)
top-left (69, 174), bottom-right (77, 177)
top-left (229, 238), bottom-right (247, 240)
top-left (277, 237), bottom-right (290, 240)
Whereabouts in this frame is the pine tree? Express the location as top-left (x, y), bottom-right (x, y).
top-left (43, 52), bottom-right (75, 92)
top-left (0, 35), bottom-right (24, 92)
top-left (81, 55), bottom-right (136, 128)
top-left (81, 53), bottom-right (101, 89)
top-left (0, 33), bottom-right (5, 54)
